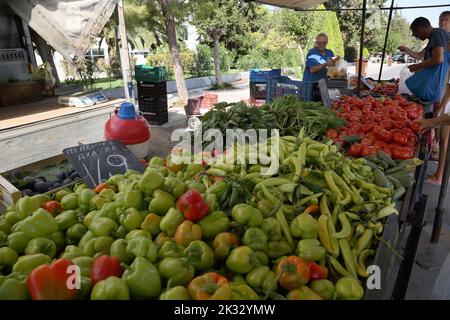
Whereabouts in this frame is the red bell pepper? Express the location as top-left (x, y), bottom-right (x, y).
top-left (177, 189), bottom-right (209, 221)
top-left (27, 258), bottom-right (77, 300)
top-left (41, 201), bottom-right (64, 216)
top-left (307, 261), bottom-right (328, 280)
top-left (91, 255), bottom-right (123, 286)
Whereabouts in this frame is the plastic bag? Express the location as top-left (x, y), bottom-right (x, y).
top-left (398, 66), bottom-right (413, 96)
top-left (30, 62), bottom-right (56, 96)
top-left (327, 57), bottom-right (348, 79)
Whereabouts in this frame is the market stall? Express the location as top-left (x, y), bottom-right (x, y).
top-left (0, 0), bottom-right (448, 301)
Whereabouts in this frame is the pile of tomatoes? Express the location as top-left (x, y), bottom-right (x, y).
top-left (327, 95), bottom-right (423, 160)
top-left (369, 81), bottom-right (399, 96)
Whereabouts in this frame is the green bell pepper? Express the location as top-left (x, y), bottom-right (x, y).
top-left (21, 208), bottom-right (58, 238)
top-left (149, 156), bottom-right (165, 166)
top-left (185, 164), bottom-right (203, 179)
top-left (72, 256), bottom-right (94, 277)
top-left (123, 257), bottom-right (161, 299)
top-left (198, 211), bottom-right (229, 239)
top-left (231, 283), bottom-right (260, 300)
top-left (10, 219), bottom-right (26, 234)
top-left (125, 230), bottom-right (151, 241)
top-left (242, 228), bottom-right (267, 251)
top-left (15, 196), bottom-right (40, 220)
top-left (126, 237), bottom-right (158, 263)
top-left (76, 276), bottom-right (92, 300)
top-left (257, 199), bottom-right (275, 218)
top-left (7, 231), bottom-right (31, 254)
top-left (290, 212), bottom-right (319, 239)
top-left (246, 266), bottom-right (278, 293)
top-left (147, 165), bottom-right (168, 177)
top-left (55, 210), bottom-right (78, 231)
top-left (138, 169), bottom-right (165, 195)
top-left (335, 277), bottom-right (364, 300)
top-left (91, 276), bottom-right (130, 300)
top-left (25, 237), bottom-right (56, 258)
top-left (60, 245), bottom-right (85, 260)
top-left (83, 236), bottom-right (114, 257)
top-left (185, 181), bottom-right (206, 194)
top-left (287, 286), bottom-right (323, 300)
top-left (108, 174), bottom-right (125, 186)
top-left (61, 193), bottom-right (79, 210)
top-left (66, 223), bottom-right (88, 245)
top-left (141, 213), bottom-right (161, 237)
top-left (89, 217), bottom-right (118, 237)
top-left (5, 211), bottom-right (20, 226)
top-left (310, 279), bottom-right (335, 300)
top-left (158, 257), bottom-right (195, 286)
top-left (231, 204), bottom-right (263, 227)
top-left (159, 208), bottom-right (184, 236)
top-left (96, 202), bottom-right (121, 221)
top-left (159, 286), bottom-right (191, 300)
top-left (119, 207), bottom-right (144, 232)
top-left (90, 195), bottom-right (109, 210)
top-left (0, 218), bottom-right (11, 235)
top-left (48, 231), bottom-right (66, 253)
top-left (79, 189), bottom-right (97, 207)
top-left (296, 239), bottom-right (326, 262)
top-left (183, 240), bottom-right (214, 271)
top-left (0, 247), bottom-right (19, 275)
top-left (265, 240), bottom-right (293, 259)
top-left (98, 188), bottom-right (116, 201)
top-left (261, 218), bottom-right (282, 242)
top-left (148, 190), bottom-right (174, 215)
top-left (158, 240), bottom-right (184, 259)
top-left (0, 231), bottom-right (6, 247)
top-left (226, 246), bottom-right (259, 274)
top-left (110, 239), bottom-right (134, 264)
top-left (54, 189), bottom-right (72, 202)
top-left (12, 253), bottom-right (51, 275)
top-left (115, 226), bottom-right (127, 239)
top-left (78, 231), bottom-right (95, 249)
top-left (74, 183), bottom-right (89, 194)
top-left (0, 274), bottom-right (29, 300)
top-left (163, 177), bottom-right (186, 199)
top-left (121, 189), bottom-right (142, 210)
top-left (83, 211), bottom-right (97, 229)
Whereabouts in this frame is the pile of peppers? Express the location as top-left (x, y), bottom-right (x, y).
top-left (0, 128), bottom-right (421, 300)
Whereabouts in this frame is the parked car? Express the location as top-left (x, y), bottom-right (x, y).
top-left (393, 53), bottom-right (416, 64)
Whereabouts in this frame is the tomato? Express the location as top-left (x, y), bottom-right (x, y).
top-left (361, 145), bottom-right (376, 157)
top-left (373, 141), bottom-right (387, 149)
top-left (375, 129), bottom-right (392, 143)
top-left (326, 129), bottom-right (338, 139)
top-left (360, 138), bottom-right (373, 146)
top-left (410, 122), bottom-right (421, 134)
top-left (407, 110), bottom-right (419, 120)
top-left (392, 146), bottom-right (414, 160)
top-left (349, 116), bottom-right (360, 123)
top-left (401, 128), bottom-right (413, 139)
top-left (392, 133), bottom-right (408, 146)
top-left (380, 120), bottom-right (392, 130)
top-left (360, 124), bottom-right (373, 134)
top-left (381, 148), bottom-right (393, 157)
top-left (348, 144), bottom-right (362, 157)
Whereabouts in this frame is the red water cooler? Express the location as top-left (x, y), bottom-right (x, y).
top-left (105, 102), bottom-right (151, 159)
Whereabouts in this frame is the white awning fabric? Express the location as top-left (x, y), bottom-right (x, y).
top-left (5, 0), bottom-right (117, 61)
top-left (255, 0), bottom-right (327, 9)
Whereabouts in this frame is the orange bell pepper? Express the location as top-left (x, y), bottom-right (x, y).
top-left (276, 255), bottom-right (311, 291)
top-left (174, 221), bottom-right (202, 247)
top-left (188, 272), bottom-right (231, 300)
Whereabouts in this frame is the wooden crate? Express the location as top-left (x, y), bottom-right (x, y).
top-left (0, 154), bottom-right (79, 206)
top-left (0, 81), bottom-right (43, 107)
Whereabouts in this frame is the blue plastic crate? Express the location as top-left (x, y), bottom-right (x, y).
top-left (265, 76), bottom-right (316, 103)
top-left (249, 68), bottom-right (282, 83)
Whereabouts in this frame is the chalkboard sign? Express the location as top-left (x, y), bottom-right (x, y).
top-left (63, 140), bottom-right (146, 188)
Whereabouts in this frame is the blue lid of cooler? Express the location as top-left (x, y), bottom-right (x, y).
top-left (118, 102), bottom-right (136, 119)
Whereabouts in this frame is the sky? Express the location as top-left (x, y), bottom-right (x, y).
top-left (394, 0), bottom-right (450, 26)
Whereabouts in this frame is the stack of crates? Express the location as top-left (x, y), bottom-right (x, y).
top-left (249, 69), bottom-right (281, 105)
top-left (135, 65), bottom-right (168, 125)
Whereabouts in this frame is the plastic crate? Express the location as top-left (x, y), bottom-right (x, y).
top-left (135, 65), bottom-right (167, 83)
top-left (185, 97), bottom-right (204, 116)
top-left (265, 76), bottom-right (316, 104)
top-left (142, 110), bottom-right (169, 125)
top-left (249, 68), bottom-right (281, 83)
top-left (250, 82), bottom-right (267, 100)
top-left (137, 81), bottom-right (167, 97)
top-left (202, 93), bottom-right (218, 109)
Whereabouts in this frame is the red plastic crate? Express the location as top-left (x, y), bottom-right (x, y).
top-left (202, 93), bottom-right (218, 109)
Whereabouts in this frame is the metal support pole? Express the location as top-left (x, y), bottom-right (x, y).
top-left (378, 0), bottom-right (395, 81)
top-left (357, 0), bottom-right (367, 97)
top-left (431, 129), bottom-right (450, 243)
top-left (116, 0), bottom-right (134, 102)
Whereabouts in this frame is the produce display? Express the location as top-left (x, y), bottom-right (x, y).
top-left (329, 95), bottom-right (423, 160)
top-left (0, 128), bottom-right (422, 300)
top-left (202, 96), bottom-right (346, 141)
top-left (368, 80), bottom-right (399, 96)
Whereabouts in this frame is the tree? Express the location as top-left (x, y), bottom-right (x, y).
top-left (192, 0), bottom-right (262, 85)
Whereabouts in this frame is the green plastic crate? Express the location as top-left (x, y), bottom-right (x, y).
top-left (135, 65), bottom-right (167, 82)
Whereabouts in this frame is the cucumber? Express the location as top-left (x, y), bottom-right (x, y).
top-left (373, 169), bottom-right (390, 188)
top-left (365, 160), bottom-right (379, 171)
top-left (386, 175), bottom-right (402, 189)
top-left (392, 186), bottom-right (407, 201)
top-left (343, 135), bottom-right (362, 144)
top-left (387, 171), bottom-right (415, 188)
top-left (377, 151), bottom-right (397, 168)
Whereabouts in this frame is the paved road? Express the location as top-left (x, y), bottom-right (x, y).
top-left (348, 62), bottom-right (408, 81)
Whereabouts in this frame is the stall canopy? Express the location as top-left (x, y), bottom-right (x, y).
top-left (5, 0), bottom-right (117, 62)
top-left (255, 0), bottom-right (327, 9)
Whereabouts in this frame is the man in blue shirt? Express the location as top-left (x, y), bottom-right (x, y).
top-left (303, 33), bottom-right (336, 81)
top-left (302, 33), bottom-right (337, 101)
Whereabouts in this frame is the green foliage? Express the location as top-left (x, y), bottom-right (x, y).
top-left (321, 10), bottom-right (345, 57)
top-left (194, 44), bottom-right (213, 77)
top-left (147, 49), bottom-right (196, 79)
top-left (344, 46), bottom-right (357, 62)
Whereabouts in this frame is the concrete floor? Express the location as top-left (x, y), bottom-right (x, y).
top-left (405, 161), bottom-right (450, 300)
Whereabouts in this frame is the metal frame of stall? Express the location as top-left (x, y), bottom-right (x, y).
top-left (253, 0), bottom-right (450, 300)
